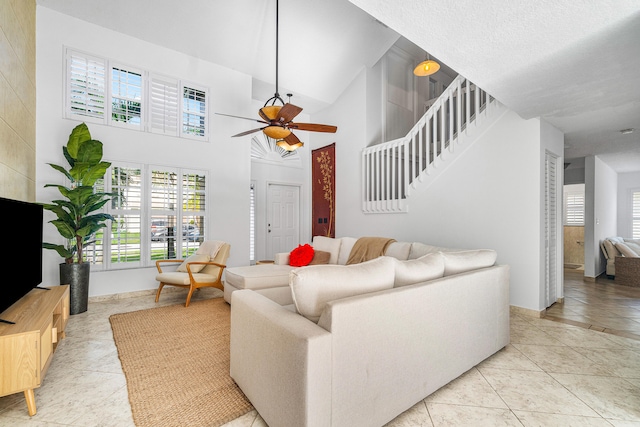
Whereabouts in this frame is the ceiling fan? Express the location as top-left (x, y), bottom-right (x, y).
top-left (216, 0), bottom-right (337, 151)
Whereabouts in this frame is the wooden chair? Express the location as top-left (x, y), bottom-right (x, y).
top-left (155, 241), bottom-right (230, 307)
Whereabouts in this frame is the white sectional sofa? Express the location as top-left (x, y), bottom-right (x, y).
top-left (229, 236), bottom-right (510, 427)
top-left (224, 236), bottom-right (461, 304)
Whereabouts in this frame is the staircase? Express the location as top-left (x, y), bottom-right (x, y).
top-left (362, 74), bottom-right (505, 213)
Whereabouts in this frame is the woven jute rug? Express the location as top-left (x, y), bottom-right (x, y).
top-left (110, 298), bottom-right (253, 427)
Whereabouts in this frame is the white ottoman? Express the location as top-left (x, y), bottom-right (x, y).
top-left (224, 264), bottom-right (295, 305)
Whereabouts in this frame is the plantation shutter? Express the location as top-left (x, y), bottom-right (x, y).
top-left (564, 190), bottom-right (585, 226)
top-left (633, 191), bottom-right (640, 239)
top-left (149, 75), bottom-right (179, 136)
top-left (66, 49), bottom-right (106, 122)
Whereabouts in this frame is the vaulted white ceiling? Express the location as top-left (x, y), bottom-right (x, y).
top-left (38, 0), bottom-right (640, 172)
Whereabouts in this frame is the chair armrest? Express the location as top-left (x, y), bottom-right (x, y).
top-left (155, 259), bottom-right (184, 273)
top-left (274, 252), bottom-right (290, 265)
top-left (186, 262), bottom-right (226, 283)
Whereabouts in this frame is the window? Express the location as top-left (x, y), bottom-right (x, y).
top-left (86, 163), bottom-right (206, 270)
top-left (109, 166), bottom-right (143, 266)
top-left (182, 85), bottom-right (208, 139)
top-left (149, 75), bottom-right (179, 136)
top-left (111, 66), bottom-right (143, 128)
top-left (65, 48), bottom-right (208, 141)
top-left (66, 51), bottom-right (106, 121)
top-left (564, 184), bottom-right (585, 226)
top-left (633, 190), bottom-right (640, 239)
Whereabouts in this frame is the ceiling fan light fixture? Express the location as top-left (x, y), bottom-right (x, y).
top-left (260, 105), bottom-right (282, 120)
top-left (277, 139), bottom-right (304, 151)
top-left (263, 126), bottom-right (291, 139)
top-left (414, 59), bottom-right (440, 76)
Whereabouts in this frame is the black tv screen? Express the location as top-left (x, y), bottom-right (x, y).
top-left (0, 197), bottom-right (43, 316)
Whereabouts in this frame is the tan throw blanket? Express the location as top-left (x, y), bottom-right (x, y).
top-left (346, 237), bottom-right (396, 265)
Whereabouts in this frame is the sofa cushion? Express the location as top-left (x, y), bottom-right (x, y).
top-left (289, 256), bottom-right (396, 322)
top-left (337, 237), bottom-right (358, 265)
top-left (393, 253), bottom-right (445, 287)
top-left (623, 241), bottom-right (640, 256)
top-left (312, 236), bottom-right (342, 265)
top-left (615, 242), bottom-right (640, 258)
top-left (442, 250), bottom-right (497, 276)
top-left (309, 250), bottom-right (331, 265)
top-left (408, 242), bottom-right (455, 259)
top-left (603, 238), bottom-right (623, 259)
top-left (176, 253), bottom-right (210, 273)
top-left (385, 241), bottom-right (412, 260)
top-left (225, 264), bottom-right (294, 291)
top-left (290, 244), bottom-right (315, 267)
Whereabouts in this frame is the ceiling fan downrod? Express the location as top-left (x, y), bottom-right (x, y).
top-left (264, 0), bottom-right (284, 108)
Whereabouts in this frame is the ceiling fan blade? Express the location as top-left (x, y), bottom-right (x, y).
top-left (276, 103), bottom-right (303, 123)
top-left (232, 127), bottom-right (265, 137)
top-left (216, 112), bottom-right (268, 125)
top-left (288, 123), bottom-right (338, 133)
top-left (284, 132), bottom-right (301, 144)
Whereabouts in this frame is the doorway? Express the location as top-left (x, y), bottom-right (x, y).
top-left (266, 183), bottom-right (300, 260)
top-left (563, 183), bottom-right (585, 270)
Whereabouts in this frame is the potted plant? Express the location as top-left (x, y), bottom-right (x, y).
top-left (42, 123), bottom-right (116, 314)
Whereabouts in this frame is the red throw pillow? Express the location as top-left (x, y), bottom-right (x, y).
top-left (289, 244), bottom-right (315, 267)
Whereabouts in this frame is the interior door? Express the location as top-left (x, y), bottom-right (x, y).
top-left (266, 184), bottom-right (300, 260)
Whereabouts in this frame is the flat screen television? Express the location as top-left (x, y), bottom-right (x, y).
top-left (0, 197), bottom-right (44, 317)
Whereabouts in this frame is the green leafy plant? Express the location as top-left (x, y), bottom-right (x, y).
top-left (42, 123), bottom-right (116, 264)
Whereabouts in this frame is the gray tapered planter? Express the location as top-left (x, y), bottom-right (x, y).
top-left (60, 263), bottom-right (90, 315)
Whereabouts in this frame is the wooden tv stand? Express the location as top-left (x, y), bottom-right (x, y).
top-left (0, 285), bottom-right (69, 416)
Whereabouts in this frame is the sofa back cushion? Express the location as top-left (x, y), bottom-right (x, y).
top-left (616, 242), bottom-right (640, 258)
top-left (289, 256), bottom-right (396, 322)
top-left (312, 236), bottom-right (342, 265)
top-left (337, 237), bottom-right (358, 265)
top-left (385, 241), bottom-right (412, 260)
top-left (393, 253), bottom-right (445, 287)
top-left (442, 250), bottom-right (497, 276)
top-left (602, 238), bottom-right (623, 259)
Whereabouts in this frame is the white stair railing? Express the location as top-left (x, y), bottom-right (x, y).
top-left (362, 74), bottom-right (499, 213)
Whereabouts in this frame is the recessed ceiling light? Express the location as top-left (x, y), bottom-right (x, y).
top-left (620, 128), bottom-right (634, 135)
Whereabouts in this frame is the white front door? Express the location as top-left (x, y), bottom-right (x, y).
top-left (266, 184), bottom-right (300, 260)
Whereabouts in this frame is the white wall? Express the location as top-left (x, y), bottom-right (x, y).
top-left (584, 156), bottom-right (617, 277)
top-left (617, 171), bottom-right (640, 237)
top-left (36, 7), bottom-right (253, 296)
top-left (312, 66), bottom-right (564, 311)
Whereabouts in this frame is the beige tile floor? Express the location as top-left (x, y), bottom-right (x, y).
top-left (1, 272), bottom-right (639, 427)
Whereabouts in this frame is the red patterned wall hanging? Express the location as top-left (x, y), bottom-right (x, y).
top-left (312, 143), bottom-right (335, 238)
